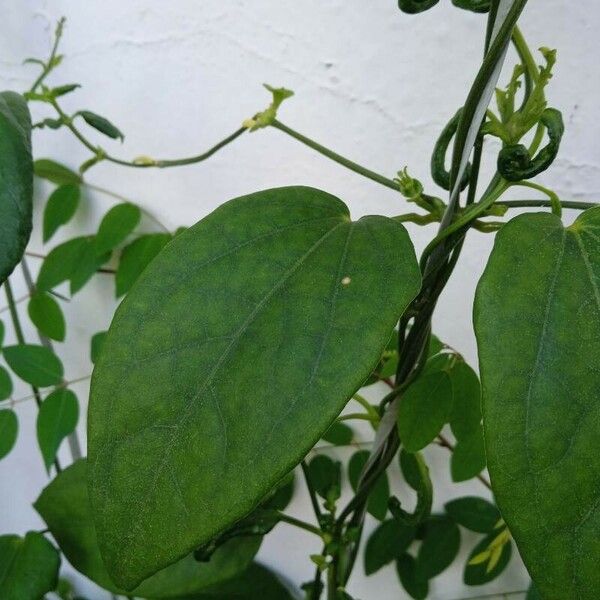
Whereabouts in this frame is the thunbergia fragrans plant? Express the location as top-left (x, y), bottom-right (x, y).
top-left (1, 1), bottom-right (598, 599)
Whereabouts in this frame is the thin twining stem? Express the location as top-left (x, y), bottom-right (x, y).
top-left (0, 374), bottom-right (92, 408)
top-left (498, 198), bottom-right (597, 211)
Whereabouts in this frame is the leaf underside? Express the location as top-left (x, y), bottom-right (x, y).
top-left (475, 208), bottom-right (600, 599)
top-left (88, 186), bottom-right (421, 588)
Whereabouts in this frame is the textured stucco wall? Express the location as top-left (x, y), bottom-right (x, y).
top-left (1, 1), bottom-right (599, 599)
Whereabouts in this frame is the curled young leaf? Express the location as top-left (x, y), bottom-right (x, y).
top-left (77, 110), bottom-right (124, 141)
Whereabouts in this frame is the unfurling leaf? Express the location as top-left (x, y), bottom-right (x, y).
top-left (0, 91), bottom-right (33, 285)
top-left (77, 110), bottom-right (124, 141)
top-left (88, 186), bottom-right (421, 588)
top-left (475, 208), bottom-right (600, 599)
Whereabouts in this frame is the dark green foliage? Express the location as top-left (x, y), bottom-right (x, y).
top-left (416, 516), bottom-right (461, 580)
top-left (94, 203), bottom-right (141, 255)
top-left (28, 291), bottom-right (66, 341)
top-left (0, 91), bottom-right (33, 285)
top-left (445, 497), bottom-right (500, 533)
top-left (450, 423), bottom-right (486, 482)
top-left (364, 519), bottom-right (416, 575)
top-left (77, 110), bottom-right (124, 140)
top-left (0, 409), bottom-right (18, 460)
top-left (396, 554), bottom-right (428, 600)
top-left (463, 532), bottom-right (512, 586)
top-left (3, 344), bottom-right (63, 387)
top-left (34, 159), bottom-right (82, 185)
top-left (349, 450), bottom-right (391, 521)
top-left (43, 184), bottom-right (80, 242)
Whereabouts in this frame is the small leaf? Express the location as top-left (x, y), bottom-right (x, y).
top-left (50, 83), bottom-right (80, 98)
top-left (261, 472), bottom-right (295, 512)
top-left (0, 532), bottom-right (60, 600)
top-left (0, 366), bottom-right (13, 401)
top-left (308, 455), bottom-right (341, 505)
top-left (115, 233), bottom-right (172, 297)
top-left (0, 409), bottom-right (18, 460)
top-left (364, 519), bottom-right (416, 575)
top-left (37, 237), bottom-right (88, 292)
top-left (37, 388), bottom-right (78, 470)
top-left (451, 423), bottom-right (486, 482)
top-left (445, 496), bottom-right (500, 533)
top-left (416, 516), bottom-right (461, 580)
top-left (396, 553), bottom-right (428, 600)
top-left (69, 237), bottom-right (110, 294)
top-left (43, 184), bottom-right (80, 243)
top-left (448, 361), bottom-right (482, 440)
top-left (34, 459), bottom-right (261, 597)
top-left (397, 370), bottom-right (453, 452)
top-left (78, 110), bottom-right (124, 141)
top-left (349, 450), bottom-right (390, 521)
top-left (34, 158), bottom-right (82, 185)
top-left (3, 344), bottom-right (63, 387)
top-left (28, 291), bottom-right (66, 342)
top-left (94, 203), bottom-right (141, 255)
top-left (90, 331), bottom-right (107, 364)
top-left (464, 532), bottom-right (512, 586)
top-left (322, 421), bottom-right (353, 445)
top-left (0, 91), bottom-right (33, 285)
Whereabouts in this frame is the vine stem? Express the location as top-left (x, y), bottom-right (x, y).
top-left (498, 199), bottom-right (597, 211)
top-left (3, 278), bottom-right (62, 473)
top-left (276, 512), bottom-right (324, 538)
top-left (271, 119), bottom-right (399, 191)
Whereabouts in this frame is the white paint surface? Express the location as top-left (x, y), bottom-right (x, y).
top-left (1, 1), bottom-right (599, 599)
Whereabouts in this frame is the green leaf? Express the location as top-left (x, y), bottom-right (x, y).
top-left (364, 519), bottom-right (416, 575)
top-left (527, 583), bottom-right (542, 600)
top-left (34, 459), bottom-right (262, 598)
top-left (349, 450), bottom-right (390, 521)
top-left (28, 291), bottom-right (66, 342)
top-left (445, 497), bottom-right (500, 533)
top-left (34, 159), bottom-right (82, 186)
top-left (43, 184), bottom-right (81, 242)
top-left (78, 110), bottom-right (124, 141)
top-left (0, 91), bottom-right (33, 285)
top-left (37, 388), bottom-right (78, 470)
top-left (0, 532), bottom-right (60, 600)
top-left (3, 344), bottom-right (63, 387)
top-left (261, 472), bottom-right (295, 512)
top-left (397, 370), bottom-right (453, 452)
top-left (396, 554), bottom-right (428, 600)
top-left (474, 208), bottom-right (600, 598)
top-left (37, 236), bottom-right (110, 295)
top-left (0, 409), bottom-right (18, 460)
top-left (464, 532), bottom-right (512, 586)
top-left (448, 361), bottom-right (481, 440)
top-left (307, 455), bottom-right (341, 505)
top-left (416, 516), bottom-right (461, 580)
top-left (393, 450), bottom-right (433, 526)
top-left (176, 563), bottom-right (296, 599)
top-left (88, 186), bottom-right (421, 589)
top-left (115, 233), bottom-right (172, 297)
top-left (90, 331), bottom-right (107, 364)
top-left (94, 203), bottom-right (141, 255)
top-left (321, 421), bottom-right (353, 445)
top-left (450, 423), bottom-right (486, 482)
top-left (0, 366), bottom-right (13, 401)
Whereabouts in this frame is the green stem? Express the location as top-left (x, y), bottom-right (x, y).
top-left (276, 512), bottom-right (323, 538)
top-left (508, 180), bottom-right (561, 216)
top-left (29, 18), bottom-right (66, 93)
top-left (337, 413), bottom-right (376, 423)
top-left (301, 460), bottom-right (323, 523)
top-left (498, 199), bottom-right (597, 211)
top-left (512, 25), bottom-right (540, 84)
top-left (271, 119), bottom-right (399, 192)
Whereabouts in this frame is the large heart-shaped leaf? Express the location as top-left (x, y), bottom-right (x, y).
top-left (475, 208), bottom-right (600, 599)
top-left (88, 186), bottom-right (421, 588)
top-left (0, 91), bottom-right (33, 285)
top-left (35, 459), bottom-right (261, 598)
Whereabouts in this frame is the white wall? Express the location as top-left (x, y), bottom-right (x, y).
top-left (1, 1), bottom-right (599, 599)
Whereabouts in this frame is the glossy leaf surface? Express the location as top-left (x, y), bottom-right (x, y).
top-left (475, 209), bottom-right (600, 599)
top-left (35, 460), bottom-right (261, 598)
top-left (0, 91), bottom-right (33, 285)
top-left (88, 186), bottom-right (421, 588)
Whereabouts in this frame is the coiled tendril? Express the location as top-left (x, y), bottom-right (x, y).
top-left (452, 0), bottom-right (491, 13)
top-left (431, 108), bottom-right (472, 192)
top-left (497, 108), bottom-right (564, 181)
top-left (397, 0), bottom-right (440, 14)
